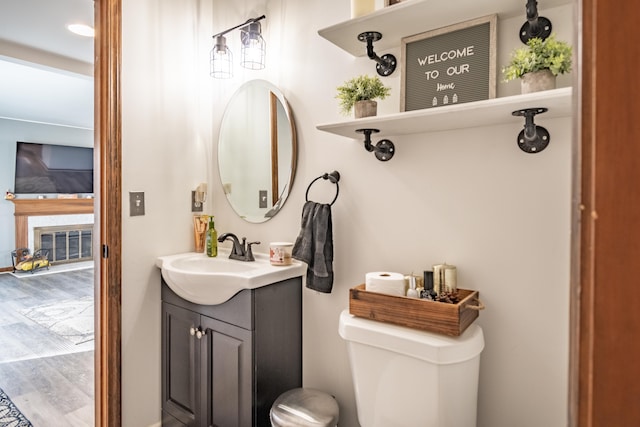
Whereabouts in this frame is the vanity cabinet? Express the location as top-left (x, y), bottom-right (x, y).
top-left (161, 276), bottom-right (302, 427)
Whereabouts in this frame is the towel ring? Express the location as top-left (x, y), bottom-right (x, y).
top-left (305, 171), bottom-right (340, 206)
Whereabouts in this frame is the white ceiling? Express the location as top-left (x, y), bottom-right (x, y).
top-left (0, 0), bottom-right (94, 129)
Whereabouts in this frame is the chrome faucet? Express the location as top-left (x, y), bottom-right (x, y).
top-left (217, 233), bottom-right (260, 261)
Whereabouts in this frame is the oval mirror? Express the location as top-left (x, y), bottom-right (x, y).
top-left (218, 80), bottom-right (297, 223)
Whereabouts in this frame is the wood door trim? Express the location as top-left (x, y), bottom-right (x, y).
top-left (95, 0), bottom-right (122, 425)
top-left (572, 0), bottom-right (640, 425)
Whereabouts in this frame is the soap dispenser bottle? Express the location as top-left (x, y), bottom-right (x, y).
top-left (205, 216), bottom-right (217, 257)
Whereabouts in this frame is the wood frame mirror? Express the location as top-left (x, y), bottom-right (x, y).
top-left (217, 79), bottom-right (297, 223)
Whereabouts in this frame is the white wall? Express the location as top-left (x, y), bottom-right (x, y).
top-left (121, 0), bottom-right (573, 426)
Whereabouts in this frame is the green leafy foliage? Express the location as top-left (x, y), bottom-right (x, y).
top-left (336, 74), bottom-right (391, 115)
top-left (502, 34), bottom-right (572, 81)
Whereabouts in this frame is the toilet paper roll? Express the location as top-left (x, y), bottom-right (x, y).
top-left (365, 272), bottom-right (406, 296)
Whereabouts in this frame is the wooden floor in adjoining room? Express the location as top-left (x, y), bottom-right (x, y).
top-left (0, 267), bottom-right (94, 427)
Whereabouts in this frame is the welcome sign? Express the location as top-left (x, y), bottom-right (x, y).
top-left (401, 15), bottom-right (497, 111)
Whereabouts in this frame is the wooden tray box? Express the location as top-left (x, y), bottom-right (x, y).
top-left (349, 284), bottom-right (480, 336)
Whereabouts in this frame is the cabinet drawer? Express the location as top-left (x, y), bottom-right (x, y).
top-left (162, 278), bottom-right (253, 329)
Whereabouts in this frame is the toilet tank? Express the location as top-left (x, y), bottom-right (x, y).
top-left (338, 310), bottom-right (484, 427)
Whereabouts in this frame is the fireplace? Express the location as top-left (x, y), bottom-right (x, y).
top-left (34, 224), bottom-right (93, 264)
top-left (10, 199), bottom-right (95, 263)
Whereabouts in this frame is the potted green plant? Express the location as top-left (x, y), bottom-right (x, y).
top-left (336, 74), bottom-right (391, 118)
top-left (502, 34), bottom-right (572, 94)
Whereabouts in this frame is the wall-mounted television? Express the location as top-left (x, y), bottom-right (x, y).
top-left (14, 141), bottom-right (94, 194)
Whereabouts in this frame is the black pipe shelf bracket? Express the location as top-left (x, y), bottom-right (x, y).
top-left (356, 128), bottom-right (395, 161)
top-left (357, 31), bottom-right (397, 77)
top-left (512, 108), bottom-right (550, 153)
top-left (520, 0), bottom-right (552, 43)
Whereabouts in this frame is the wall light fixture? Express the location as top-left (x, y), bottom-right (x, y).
top-left (210, 15), bottom-right (266, 79)
top-left (194, 183), bottom-right (207, 208)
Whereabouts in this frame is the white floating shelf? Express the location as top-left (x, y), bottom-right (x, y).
top-left (316, 87), bottom-right (572, 139)
top-left (318, 0), bottom-right (572, 57)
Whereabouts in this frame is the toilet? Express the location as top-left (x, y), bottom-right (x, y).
top-left (338, 310), bottom-right (484, 427)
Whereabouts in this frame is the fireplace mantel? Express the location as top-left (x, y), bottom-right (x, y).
top-left (11, 198), bottom-right (94, 248)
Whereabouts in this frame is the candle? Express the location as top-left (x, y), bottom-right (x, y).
top-left (444, 265), bottom-right (457, 292)
top-left (433, 264), bottom-right (445, 295)
top-left (433, 263), bottom-right (457, 294)
top-left (351, 0), bottom-right (375, 18)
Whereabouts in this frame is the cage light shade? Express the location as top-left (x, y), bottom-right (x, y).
top-left (210, 35), bottom-right (233, 78)
top-left (240, 22), bottom-right (266, 70)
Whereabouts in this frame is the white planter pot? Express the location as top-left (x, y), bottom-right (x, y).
top-left (521, 69), bottom-right (556, 94)
top-left (354, 100), bottom-right (377, 118)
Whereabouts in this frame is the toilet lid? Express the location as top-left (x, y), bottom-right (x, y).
top-left (270, 388), bottom-right (339, 427)
top-left (339, 310), bottom-right (484, 364)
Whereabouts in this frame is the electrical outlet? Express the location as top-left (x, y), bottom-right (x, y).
top-left (259, 190), bottom-right (267, 208)
top-left (191, 191), bottom-right (203, 212)
top-left (129, 191), bottom-right (145, 216)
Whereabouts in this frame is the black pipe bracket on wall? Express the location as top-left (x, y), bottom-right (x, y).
top-left (356, 128), bottom-right (395, 161)
top-left (512, 108), bottom-right (550, 153)
top-left (357, 31), bottom-right (397, 77)
top-left (520, 0), bottom-right (552, 43)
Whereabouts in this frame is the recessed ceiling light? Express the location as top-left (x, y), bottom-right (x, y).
top-left (68, 24), bottom-right (95, 37)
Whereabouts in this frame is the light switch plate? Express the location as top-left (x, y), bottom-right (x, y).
top-left (129, 191), bottom-right (145, 216)
top-left (259, 190), bottom-right (267, 208)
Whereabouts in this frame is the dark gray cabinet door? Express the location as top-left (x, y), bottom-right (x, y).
top-left (161, 277), bottom-right (302, 427)
top-left (200, 316), bottom-right (253, 427)
top-left (162, 302), bottom-right (200, 426)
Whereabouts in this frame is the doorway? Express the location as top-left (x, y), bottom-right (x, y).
top-left (95, 0), bottom-right (640, 426)
top-left (0, 1), bottom-right (96, 424)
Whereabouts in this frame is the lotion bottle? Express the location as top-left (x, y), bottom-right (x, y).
top-left (205, 216), bottom-right (217, 257)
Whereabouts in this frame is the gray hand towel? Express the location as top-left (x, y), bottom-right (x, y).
top-left (292, 201), bottom-right (334, 293)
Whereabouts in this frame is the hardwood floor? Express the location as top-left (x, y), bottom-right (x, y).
top-left (0, 267), bottom-right (94, 426)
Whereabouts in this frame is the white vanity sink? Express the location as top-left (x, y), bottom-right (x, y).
top-left (156, 249), bottom-right (306, 305)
